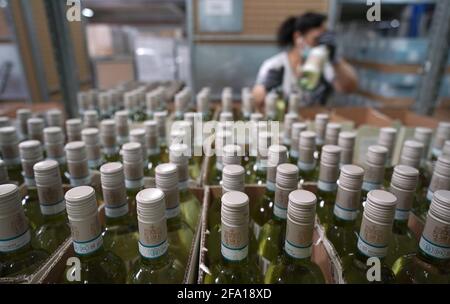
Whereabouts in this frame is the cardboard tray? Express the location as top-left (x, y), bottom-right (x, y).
top-left (332, 107), bottom-right (394, 128)
top-left (34, 187), bottom-right (205, 284)
top-left (197, 185), bottom-right (343, 284)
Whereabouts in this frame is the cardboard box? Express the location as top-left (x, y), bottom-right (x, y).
top-left (35, 187), bottom-right (204, 284)
top-left (332, 107), bottom-right (394, 128)
top-left (197, 185), bottom-right (343, 284)
top-left (380, 109), bottom-right (441, 129)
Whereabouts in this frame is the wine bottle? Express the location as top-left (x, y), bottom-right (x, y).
top-left (393, 190), bottom-right (450, 283)
top-left (414, 155), bottom-right (450, 219)
top-left (65, 141), bottom-right (93, 187)
top-left (19, 140), bottom-right (44, 230)
top-left (361, 145), bottom-right (388, 201)
top-left (324, 123), bottom-right (341, 146)
top-left (66, 118), bottom-right (82, 142)
top-left (221, 87), bottom-right (234, 118)
top-left (128, 188), bottom-right (185, 283)
top-left (0, 127), bottom-right (23, 185)
top-left (77, 91), bottom-right (91, 116)
top-left (283, 113), bottom-right (299, 150)
top-left (184, 112), bottom-right (204, 179)
top-left (265, 92), bottom-right (277, 121)
top-left (288, 93), bottom-right (300, 114)
top-left (327, 164), bottom-right (364, 257)
top-left (146, 90), bottom-right (159, 120)
top-left (125, 91), bottom-right (146, 122)
top-left (16, 108), bottom-right (31, 140)
top-left (98, 91), bottom-right (112, 120)
top-left (205, 191), bottom-right (263, 284)
top-left (169, 143), bottom-right (201, 231)
top-left (413, 127), bottom-right (433, 167)
top-left (197, 88), bottom-right (212, 121)
top-left (46, 109), bottom-right (64, 130)
top-left (341, 190), bottom-right (397, 284)
top-left (338, 131), bottom-right (356, 167)
top-left (43, 127), bottom-right (69, 184)
top-left (289, 122), bottom-right (307, 165)
top-left (398, 140), bottom-right (428, 194)
top-left (0, 184), bottom-right (49, 277)
top-left (220, 112), bottom-right (233, 123)
top-left (241, 88), bottom-right (253, 121)
top-left (100, 119), bottom-right (121, 163)
top-left (385, 165), bottom-right (419, 268)
top-left (32, 160), bottom-right (70, 253)
top-left (122, 142), bottom-right (145, 213)
top-left (430, 122), bottom-right (450, 161)
top-left (207, 130), bottom-right (233, 185)
top-left (254, 131), bottom-right (272, 185)
top-left (443, 140), bottom-right (450, 157)
top-left (316, 145), bottom-right (341, 231)
top-left (82, 128), bottom-right (104, 171)
top-left (154, 111), bottom-right (169, 162)
top-left (0, 160), bottom-right (8, 184)
top-left (265, 189), bottom-right (325, 283)
top-left (377, 127), bottom-right (397, 188)
top-left (62, 186), bottom-right (126, 283)
top-left (155, 163), bottom-right (194, 267)
top-left (314, 113), bottom-right (329, 160)
top-left (130, 128), bottom-right (153, 177)
top-left (143, 120), bottom-right (161, 177)
top-left (83, 110), bottom-right (99, 129)
top-left (298, 131), bottom-right (318, 184)
top-left (257, 163), bottom-right (299, 275)
top-left (174, 90), bottom-right (187, 121)
top-left (251, 145), bottom-right (288, 238)
top-left (100, 162), bottom-right (139, 273)
top-left (245, 114), bottom-right (263, 183)
top-left (115, 110), bottom-right (130, 146)
top-left (27, 118), bottom-right (44, 144)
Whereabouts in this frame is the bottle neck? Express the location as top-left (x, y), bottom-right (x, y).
top-left (283, 250), bottom-right (312, 265)
top-left (141, 250), bottom-right (170, 267)
top-left (392, 219), bottom-right (409, 235)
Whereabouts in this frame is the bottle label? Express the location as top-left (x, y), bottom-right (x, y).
top-left (390, 185), bottom-right (414, 221)
top-left (69, 214), bottom-right (103, 255)
top-left (319, 163), bottom-right (339, 185)
top-left (68, 161), bottom-right (90, 180)
top-left (318, 180), bottom-right (337, 192)
top-left (362, 181), bottom-right (381, 192)
top-left (428, 173), bottom-right (450, 195)
top-left (125, 178), bottom-right (144, 190)
top-left (45, 143), bottom-right (64, 159)
top-left (299, 148), bottom-right (314, 165)
top-left (363, 165), bottom-right (384, 185)
top-left (298, 160), bottom-right (315, 172)
top-left (88, 158), bottom-right (103, 169)
top-left (105, 203), bottom-right (129, 218)
top-left (124, 162), bottom-right (144, 181)
top-left (138, 218), bottom-right (168, 259)
top-left (290, 150), bottom-right (299, 158)
top-left (419, 214), bottom-right (450, 259)
top-left (0, 230), bottom-right (31, 253)
top-left (70, 174), bottom-right (92, 187)
top-left (162, 189), bottom-right (180, 219)
top-left (0, 143), bottom-right (20, 161)
top-left (334, 185), bottom-right (360, 221)
top-left (284, 216), bottom-right (313, 259)
top-left (357, 215), bottom-right (391, 257)
top-left (221, 222), bottom-right (248, 261)
top-left (274, 186), bottom-right (292, 220)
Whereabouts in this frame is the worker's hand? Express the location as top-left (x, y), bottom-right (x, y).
top-left (318, 31), bottom-right (338, 63)
top-left (263, 66), bottom-right (284, 92)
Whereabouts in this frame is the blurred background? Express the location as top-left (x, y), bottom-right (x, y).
top-left (0, 0), bottom-right (449, 118)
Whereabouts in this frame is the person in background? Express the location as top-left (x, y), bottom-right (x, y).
top-left (252, 12), bottom-right (358, 110)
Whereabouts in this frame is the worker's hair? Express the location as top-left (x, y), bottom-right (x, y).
top-left (277, 12), bottom-right (327, 48)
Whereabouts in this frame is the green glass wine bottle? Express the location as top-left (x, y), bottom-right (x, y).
top-left (254, 131), bottom-right (272, 185)
top-left (314, 113), bottom-right (329, 161)
top-left (245, 114), bottom-right (263, 183)
top-left (241, 88), bottom-right (253, 121)
top-left (83, 110), bottom-right (99, 130)
top-left (184, 112), bottom-right (204, 180)
top-left (65, 142), bottom-right (96, 193)
top-left (169, 143), bottom-right (201, 231)
top-left (413, 127), bottom-right (433, 186)
top-left (197, 88), bottom-right (212, 122)
top-left (257, 163), bottom-right (298, 275)
top-left (154, 111), bottom-right (169, 163)
top-left (115, 110), bottom-right (130, 147)
top-left (144, 120), bottom-right (162, 177)
top-left (398, 140), bottom-right (426, 195)
top-left (205, 191), bottom-right (263, 284)
top-left (341, 190), bottom-right (397, 284)
top-left (207, 130), bottom-right (233, 185)
top-left (82, 128), bottom-right (104, 171)
top-left (430, 122), bottom-right (450, 162)
top-left (327, 165), bottom-right (364, 257)
top-left (128, 188), bottom-right (185, 283)
top-left (62, 186), bottom-right (126, 283)
top-left (100, 119), bottom-right (121, 163)
top-left (265, 92), bottom-right (277, 121)
top-left (27, 117), bottom-right (45, 144)
top-left (289, 122), bottom-right (307, 165)
top-left (298, 131), bottom-right (318, 184)
top-left (16, 108), bottom-right (31, 141)
top-left (377, 127), bottom-right (397, 188)
top-left (100, 162), bottom-right (139, 273)
top-left (393, 190), bottom-right (450, 283)
top-left (385, 165), bottom-right (419, 268)
top-left (283, 113), bottom-right (299, 151)
top-left (122, 142), bottom-right (145, 214)
top-left (130, 128), bottom-right (153, 177)
top-left (324, 123), bottom-right (341, 146)
top-left (316, 145), bottom-right (341, 231)
top-left (32, 160), bottom-right (70, 253)
top-left (145, 89), bottom-right (159, 120)
top-left (338, 131), bottom-right (356, 168)
top-left (251, 145), bottom-right (288, 239)
top-left (413, 155), bottom-right (450, 220)
top-left (66, 118), bottom-right (82, 143)
top-left (43, 127), bottom-right (69, 185)
top-left (155, 163), bottom-right (194, 267)
top-left (19, 140), bottom-right (44, 230)
top-left (0, 184), bottom-right (49, 277)
top-left (359, 145), bottom-right (388, 225)
top-left (265, 189), bottom-right (325, 283)
top-left (0, 127), bottom-right (23, 185)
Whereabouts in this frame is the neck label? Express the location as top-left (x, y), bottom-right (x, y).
top-left (318, 180), bottom-right (337, 192)
top-left (390, 185), bottom-right (413, 221)
top-left (138, 218), bottom-right (168, 259)
top-left (284, 216), bottom-right (313, 259)
top-left (0, 230), bottom-right (31, 253)
top-left (274, 186), bottom-right (293, 220)
top-left (70, 213), bottom-right (103, 255)
top-left (105, 203), bottom-right (129, 218)
top-left (357, 215), bottom-right (390, 258)
top-left (419, 214), bottom-right (450, 259)
top-left (73, 234), bottom-right (103, 255)
top-left (221, 222), bottom-right (248, 261)
top-left (334, 185), bottom-right (360, 221)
